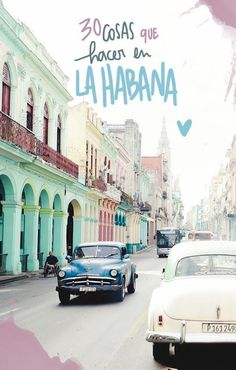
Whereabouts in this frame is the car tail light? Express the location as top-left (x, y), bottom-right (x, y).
top-left (158, 315), bottom-right (163, 326)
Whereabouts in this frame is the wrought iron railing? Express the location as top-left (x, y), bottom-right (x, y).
top-left (0, 111), bottom-right (79, 178)
top-left (91, 178), bottom-right (107, 192)
top-left (121, 191), bottom-right (133, 205)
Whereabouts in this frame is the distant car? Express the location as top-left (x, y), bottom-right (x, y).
top-left (188, 230), bottom-right (214, 241)
top-left (56, 241), bottom-right (138, 304)
top-left (146, 241), bottom-right (236, 364)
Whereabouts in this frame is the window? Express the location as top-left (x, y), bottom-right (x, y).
top-left (27, 89), bottom-right (34, 131)
top-left (85, 141), bottom-right (89, 183)
top-left (175, 255), bottom-right (236, 277)
top-left (91, 145), bottom-right (93, 175)
top-left (43, 103), bottom-right (49, 144)
top-left (95, 149), bottom-right (97, 179)
top-left (2, 63), bottom-right (11, 115)
top-left (57, 115), bottom-right (61, 153)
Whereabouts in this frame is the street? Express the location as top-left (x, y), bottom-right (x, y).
top-left (0, 247), bottom-right (235, 370)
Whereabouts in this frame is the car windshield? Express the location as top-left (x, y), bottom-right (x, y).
top-left (73, 245), bottom-right (120, 259)
top-left (158, 233), bottom-right (178, 247)
top-left (175, 254), bottom-right (236, 277)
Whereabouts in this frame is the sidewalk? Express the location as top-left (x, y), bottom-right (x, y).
top-left (0, 270), bottom-right (42, 285)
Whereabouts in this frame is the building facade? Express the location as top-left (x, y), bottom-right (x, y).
top-left (0, 3), bottom-right (90, 273)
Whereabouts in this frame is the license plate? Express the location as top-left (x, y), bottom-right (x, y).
top-left (79, 287), bottom-right (96, 292)
top-left (202, 323), bottom-right (236, 333)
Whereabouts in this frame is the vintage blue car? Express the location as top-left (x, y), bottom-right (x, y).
top-left (56, 241), bottom-right (138, 304)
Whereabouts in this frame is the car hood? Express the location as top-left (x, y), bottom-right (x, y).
top-left (65, 258), bottom-right (121, 276)
top-left (161, 277), bottom-right (236, 321)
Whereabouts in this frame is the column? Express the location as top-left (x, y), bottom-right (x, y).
top-left (73, 216), bottom-right (82, 246)
top-left (39, 208), bottom-right (53, 265)
top-left (23, 205), bottom-right (40, 271)
top-left (2, 201), bottom-right (23, 274)
top-left (53, 211), bottom-right (67, 266)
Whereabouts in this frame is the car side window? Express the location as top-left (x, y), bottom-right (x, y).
top-left (176, 257), bottom-right (203, 276)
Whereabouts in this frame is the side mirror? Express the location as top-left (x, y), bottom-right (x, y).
top-left (65, 255), bottom-right (72, 262)
top-left (162, 268), bottom-right (165, 274)
top-left (123, 254), bottom-right (130, 259)
top-left (121, 246), bottom-right (127, 256)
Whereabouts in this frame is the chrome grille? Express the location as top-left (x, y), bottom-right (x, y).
top-left (62, 275), bottom-right (117, 286)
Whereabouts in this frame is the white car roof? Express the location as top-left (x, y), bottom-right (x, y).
top-left (170, 241), bottom-right (236, 261)
top-left (164, 241), bottom-right (236, 281)
top-left (78, 241), bottom-right (126, 248)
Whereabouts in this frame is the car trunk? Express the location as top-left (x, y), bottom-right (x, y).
top-left (163, 278), bottom-right (236, 321)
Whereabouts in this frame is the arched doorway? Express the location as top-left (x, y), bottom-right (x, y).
top-left (66, 203), bottom-right (73, 255)
top-left (66, 200), bottom-right (81, 255)
top-left (0, 174), bottom-right (19, 273)
top-left (0, 180), bottom-right (5, 270)
top-left (20, 183), bottom-right (36, 272)
top-left (52, 194), bottom-right (65, 265)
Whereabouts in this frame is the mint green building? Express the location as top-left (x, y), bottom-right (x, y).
top-left (0, 2), bottom-right (88, 274)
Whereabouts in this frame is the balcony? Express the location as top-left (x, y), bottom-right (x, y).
top-left (105, 183), bottom-right (121, 202)
top-left (0, 111), bottom-right (79, 178)
top-left (121, 191), bottom-right (133, 206)
top-left (140, 202), bottom-right (152, 212)
top-left (91, 178), bottom-right (107, 192)
top-left (36, 141), bottom-right (78, 178)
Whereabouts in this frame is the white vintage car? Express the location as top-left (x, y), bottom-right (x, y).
top-left (146, 241), bottom-right (236, 364)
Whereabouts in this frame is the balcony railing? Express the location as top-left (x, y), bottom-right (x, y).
top-left (0, 111), bottom-right (79, 178)
top-left (121, 191), bottom-right (133, 205)
top-left (140, 202), bottom-right (152, 212)
top-left (91, 178), bottom-right (107, 192)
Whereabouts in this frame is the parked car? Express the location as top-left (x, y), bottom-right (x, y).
top-left (56, 241), bottom-right (138, 304)
top-left (146, 240), bottom-right (236, 365)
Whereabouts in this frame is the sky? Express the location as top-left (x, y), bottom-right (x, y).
top-left (2, 0), bottom-right (236, 214)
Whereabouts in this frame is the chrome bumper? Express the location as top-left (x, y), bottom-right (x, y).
top-left (146, 321), bottom-right (186, 344)
top-left (146, 320), bottom-right (236, 344)
top-left (56, 284), bottom-right (122, 295)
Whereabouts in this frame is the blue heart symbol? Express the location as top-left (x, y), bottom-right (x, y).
top-left (177, 119), bottom-right (192, 137)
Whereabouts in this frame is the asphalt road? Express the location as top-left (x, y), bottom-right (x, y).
top-left (0, 246), bottom-right (235, 370)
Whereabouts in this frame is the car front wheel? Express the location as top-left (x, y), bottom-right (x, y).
top-left (127, 273), bottom-right (136, 294)
top-left (153, 343), bottom-right (169, 364)
top-left (58, 291), bottom-right (70, 305)
top-left (115, 278), bottom-right (125, 302)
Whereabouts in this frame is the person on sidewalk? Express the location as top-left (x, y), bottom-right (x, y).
top-left (44, 251), bottom-right (58, 277)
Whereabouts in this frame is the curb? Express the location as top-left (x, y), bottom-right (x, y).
top-left (0, 271), bottom-right (43, 285)
top-left (0, 274), bottom-right (29, 285)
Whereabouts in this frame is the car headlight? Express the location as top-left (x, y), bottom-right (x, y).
top-left (58, 270), bottom-right (66, 278)
top-left (110, 269), bottom-right (118, 277)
